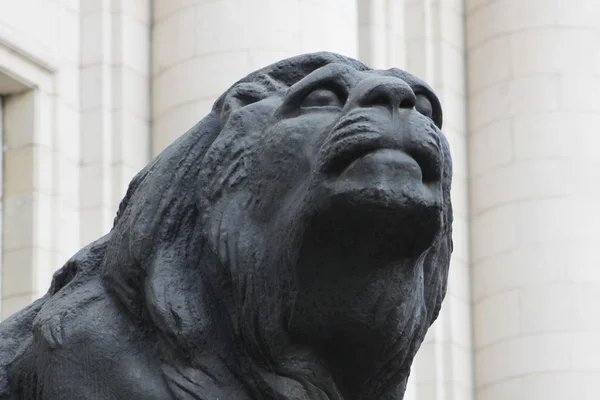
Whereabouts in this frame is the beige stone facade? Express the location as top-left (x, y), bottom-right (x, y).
top-left (0, 0), bottom-right (598, 398)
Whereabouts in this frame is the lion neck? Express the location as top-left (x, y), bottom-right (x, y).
top-left (287, 249), bottom-right (426, 399)
top-left (275, 210), bottom-right (430, 399)
top-left (196, 200), bottom-right (428, 399)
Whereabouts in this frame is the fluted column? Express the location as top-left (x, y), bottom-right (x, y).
top-left (151, 0), bottom-right (359, 155)
top-left (79, 0), bottom-right (152, 244)
top-left (468, 0), bottom-right (600, 398)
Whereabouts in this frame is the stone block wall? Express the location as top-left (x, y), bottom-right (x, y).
top-left (0, 0), bottom-right (152, 318)
top-left (0, 0), bottom-right (81, 317)
top-left (467, 0), bottom-right (600, 398)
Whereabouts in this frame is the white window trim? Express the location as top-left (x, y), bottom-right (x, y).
top-left (0, 40), bottom-right (56, 320)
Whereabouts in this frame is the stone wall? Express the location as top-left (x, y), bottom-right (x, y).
top-left (467, 0), bottom-right (600, 398)
top-left (0, 0), bottom-right (152, 318)
top-left (0, 0), bottom-right (81, 317)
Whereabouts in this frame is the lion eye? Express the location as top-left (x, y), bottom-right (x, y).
top-left (301, 88), bottom-right (345, 109)
top-left (415, 94), bottom-right (433, 119)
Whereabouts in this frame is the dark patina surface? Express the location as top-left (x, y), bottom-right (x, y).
top-left (0, 52), bottom-right (453, 400)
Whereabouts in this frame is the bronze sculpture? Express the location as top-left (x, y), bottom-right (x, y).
top-left (0, 52), bottom-right (453, 400)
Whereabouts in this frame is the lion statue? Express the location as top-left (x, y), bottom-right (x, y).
top-left (0, 52), bottom-right (453, 400)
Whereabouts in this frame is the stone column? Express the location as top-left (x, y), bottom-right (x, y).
top-left (405, 1), bottom-right (473, 399)
top-left (80, 0), bottom-right (152, 244)
top-left (467, 0), bottom-right (600, 398)
top-left (152, 0), bottom-right (359, 155)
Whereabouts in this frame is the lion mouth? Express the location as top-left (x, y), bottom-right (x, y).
top-left (325, 134), bottom-right (441, 183)
top-left (328, 136), bottom-right (386, 175)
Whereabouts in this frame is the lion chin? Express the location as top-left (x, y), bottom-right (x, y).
top-left (0, 52), bottom-right (453, 400)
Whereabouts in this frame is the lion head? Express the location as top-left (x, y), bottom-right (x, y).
top-left (7, 52), bottom-right (452, 400)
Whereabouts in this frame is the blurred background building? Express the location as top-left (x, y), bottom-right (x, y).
top-left (0, 0), bottom-right (599, 399)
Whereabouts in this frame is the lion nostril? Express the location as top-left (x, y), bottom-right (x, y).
top-left (357, 78), bottom-right (418, 111)
top-left (399, 97), bottom-right (416, 110)
top-left (367, 93), bottom-right (392, 108)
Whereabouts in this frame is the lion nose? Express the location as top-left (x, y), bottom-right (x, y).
top-left (350, 76), bottom-right (416, 111)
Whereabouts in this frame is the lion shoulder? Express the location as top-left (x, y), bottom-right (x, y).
top-left (10, 278), bottom-right (172, 399)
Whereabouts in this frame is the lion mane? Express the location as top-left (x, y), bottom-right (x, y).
top-left (0, 52), bottom-right (453, 400)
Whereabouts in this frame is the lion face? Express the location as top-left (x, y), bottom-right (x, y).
top-left (202, 62), bottom-right (446, 241)
top-left (197, 59), bottom-right (451, 389)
